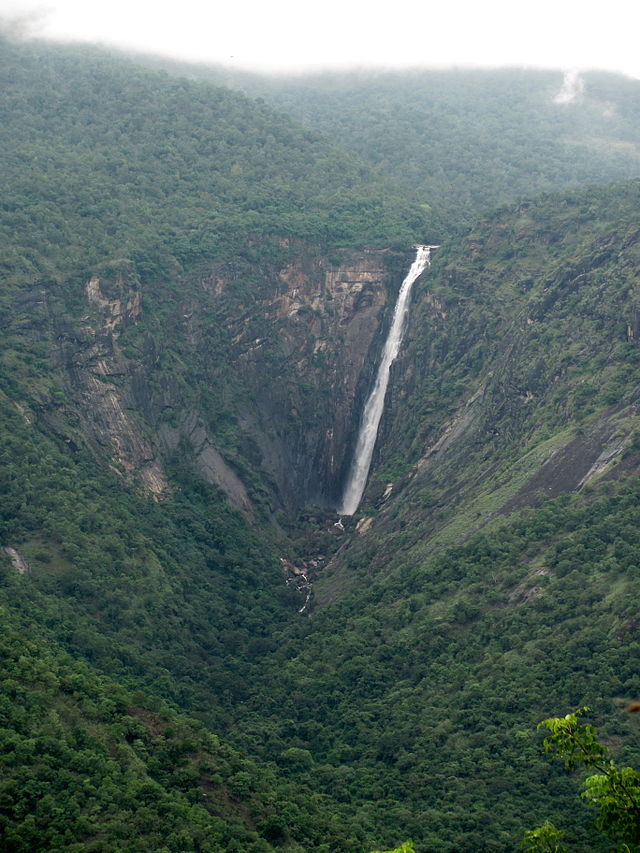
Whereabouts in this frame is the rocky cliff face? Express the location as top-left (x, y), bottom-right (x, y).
top-left (76, 276), bottom-right (167, 495)
top-left (27, 242), bottom-right (403, 516)
top-left (209, 243), bottom-right (400, 508)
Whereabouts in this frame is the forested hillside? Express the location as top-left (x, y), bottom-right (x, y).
top-left (3, 33), bottom-right (640, 853)
top-left (0, 37), bottom-right (426, 288)
top-left (218, 67), bottom-right (640, 228)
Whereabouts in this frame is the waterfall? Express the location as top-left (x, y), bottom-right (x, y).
top-left (337, 245), bottom-right (432, 516)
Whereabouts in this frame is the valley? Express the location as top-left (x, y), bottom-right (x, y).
top-left (2, 33), bottom-right (640, 852)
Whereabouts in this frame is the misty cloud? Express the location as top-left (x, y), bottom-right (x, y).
top-left (553, 69), bottom-right (585, 104)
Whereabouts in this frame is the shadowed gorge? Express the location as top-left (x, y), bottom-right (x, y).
top-left (4, 36), bottom-right (640, 853)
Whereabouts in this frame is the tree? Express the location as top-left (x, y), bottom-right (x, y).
top-left (524, 708), bottom-right (640, 851)
top-left (522, 820), bottom-right (568, 853)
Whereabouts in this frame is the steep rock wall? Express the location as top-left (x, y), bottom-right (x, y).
top-left (200, 243), bottom-right (402, 509)
top-left (51, 275), bottom-right (168, 497)
top-left (27, 242), bottom-right (402, 515)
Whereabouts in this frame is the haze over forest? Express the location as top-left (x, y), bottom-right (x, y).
top-left (5, 0), bottom-right (640, 76)
top-left (3, 24), bottom-right (640, 853)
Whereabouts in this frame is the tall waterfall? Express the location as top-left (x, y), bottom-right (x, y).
top-left (338, 245), bottom-right (432, 516)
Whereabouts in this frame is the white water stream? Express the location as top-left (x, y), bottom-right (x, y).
top-left (337, 245), bottom-right (432, 516)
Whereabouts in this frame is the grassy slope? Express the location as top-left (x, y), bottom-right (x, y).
top-left (239, 479), bottom-right (640, 851)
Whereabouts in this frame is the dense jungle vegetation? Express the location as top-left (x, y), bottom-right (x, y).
top-left (3, 33), bottom-right (640, 852)
top-left (0, 37), bottom-right (427, 290)
top-left (178, 65), bottom-right (640, 228)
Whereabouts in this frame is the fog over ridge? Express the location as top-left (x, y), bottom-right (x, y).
top-left (2, 0), bottom-right (640, 78)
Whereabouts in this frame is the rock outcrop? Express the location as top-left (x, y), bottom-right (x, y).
top-left (3, 547), bottom-right (31, 575)
top-left (53, 274), bottom-right (168, 497)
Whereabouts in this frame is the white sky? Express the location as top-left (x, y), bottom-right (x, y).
top-left (2, 0), bottom-right (640, 78)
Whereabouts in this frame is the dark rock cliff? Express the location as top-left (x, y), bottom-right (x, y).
top-left (21, 242), bottom-right (405, 516)
top-left (210, 243), bottom-right (405, 509)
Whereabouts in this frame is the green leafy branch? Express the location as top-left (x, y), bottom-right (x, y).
top-left (524, 708), bottom-right (640, 852)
